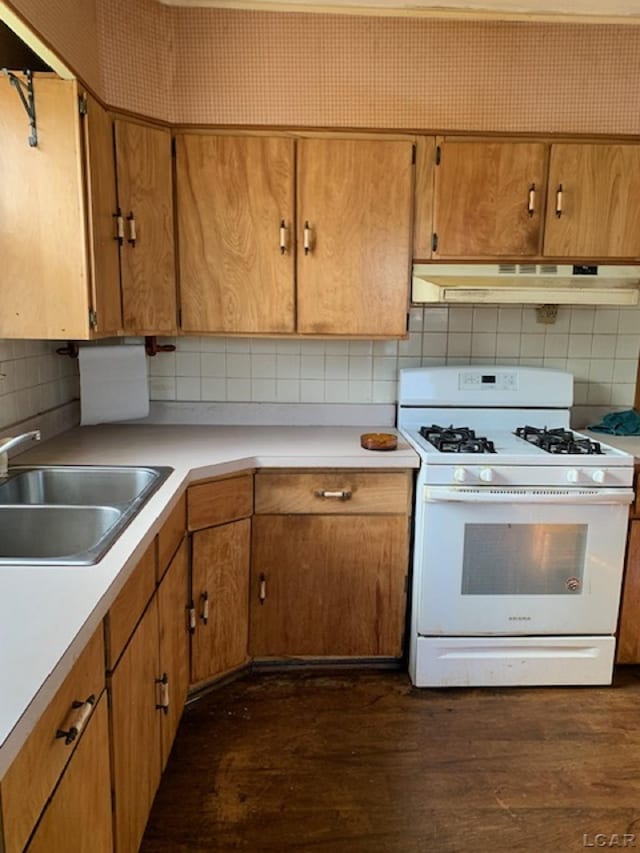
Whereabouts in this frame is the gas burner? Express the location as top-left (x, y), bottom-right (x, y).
top-left (419, 424), bottom-right (496, 454)
top-left (515, 426), bottom-right (604, 455)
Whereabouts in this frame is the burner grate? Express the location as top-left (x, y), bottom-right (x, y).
top-left (419, 424), bottom-right (496, 454)
top-left (515, 426), bottom-right (603, 455)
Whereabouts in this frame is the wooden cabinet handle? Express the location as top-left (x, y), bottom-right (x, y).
top-left (279, 219), bottom-right (288, 254)
top-left (155, 673), bottom-right (169, 714)
top-left (188, 604), bottom-right (196, 634)
top-left (259, 572), bottom-right (267, 605)
top-left (303, 221), bottom-right (312, 255)
top-left (555, 184), bottom-right (564, 218)
top-left (314, 489), bottom-right (352, 501)
top-left (200, 590), bottom-right (209, 625)
top-left (527, 184), bottom-right (536, 217)
top-left (127, 211), bottom-right (137, 246)
top-left (113, 210), bottom-right (124, 245)
top-left (55, 694), bottom-right (95, 745)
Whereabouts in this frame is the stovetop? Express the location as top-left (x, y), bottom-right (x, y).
top-left (418, 424), bottom-right (605, 456)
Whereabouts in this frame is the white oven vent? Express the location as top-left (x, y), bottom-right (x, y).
top-left (412, 263), bottom-right (640, 306)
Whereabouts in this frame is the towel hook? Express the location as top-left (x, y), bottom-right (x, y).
top-left (144, 336), bottom-right (176, 357)
top-left (55, 341), bottom-right (79, 358)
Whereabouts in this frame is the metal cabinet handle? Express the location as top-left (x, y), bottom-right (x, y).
top-left (314, 489), bottom-right (352, 501)
top-left (127, 211), bottom-right (137, 246)
top-left (55, 694), bottom-right (95, 745)
top-left (555, 184), bottom-right (564, 218)
top-left (279, 219), bottom-right (288, 254)
top-left (155, 672), bottom-right (169, 714)
top-left (113, 209), bottom-right (124, 245)
top-left (303, 221), bottom-right (312, 255)
top-left (527, 184), bottom-right (536, 217)
top-left (200, 591), bottom-right (209, 625)
top-left (259, 572), bottom-right (267, 605)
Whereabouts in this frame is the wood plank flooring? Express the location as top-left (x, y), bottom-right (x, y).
top-left (141, 668), bottom-right (640, 853)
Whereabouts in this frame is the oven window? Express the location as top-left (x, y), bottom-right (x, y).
top-left (461, 523), bottom-right (587, 595)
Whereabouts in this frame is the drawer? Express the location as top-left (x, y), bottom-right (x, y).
top-left (188, 472), bottom-right (253, 531)
top-left (105, 539), bottom-right (156, 670)
top-left (0, 628), bottom-right (105, 853)
top-left (157, 491), bottom-right (186, 581)
top-left (254, 471), bottom-right (413, 515)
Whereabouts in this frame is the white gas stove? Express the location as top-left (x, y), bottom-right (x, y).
top-left (398, 365), bottom-right (635, 688)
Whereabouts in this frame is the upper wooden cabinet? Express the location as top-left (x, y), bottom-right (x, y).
top-left (176, 133), bottom-right (414, 337)
top-left (543, 143), bottom-right (640, 259)
top-left (430, 138), bottom-right (547, 259)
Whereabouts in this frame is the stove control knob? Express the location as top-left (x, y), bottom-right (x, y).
top-left (453, 466), bottom-right (467, 483)
top-left (591, 469), bottom-right (606, 484)
top-left (479, 467), bottom-right (494, 483)
top-left (566, 468), bottom-right (579, 484)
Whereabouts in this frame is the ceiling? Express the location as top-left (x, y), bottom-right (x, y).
top-left (159, 0), bottom-right (640, 23)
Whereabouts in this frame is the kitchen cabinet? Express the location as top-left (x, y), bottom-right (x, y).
top-left (0, 628), bottom-right (106, 853)
top-left (188, 472), bottom-right (253, 686)
top-left (429, 138), bottom-right (548, 259)
top-left (616, 465), bottom-right (640, 664)
top-left (250, 470), bottom-right (412, 658)
top-left (176, 133), bottom-right (414, 337)
top-left (542, 143), bottom-right (640, 259)
top-left (108, 536), bottom-right (189, 853)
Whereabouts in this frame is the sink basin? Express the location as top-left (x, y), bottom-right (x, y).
top-left (0, 465), bottom-right (173, 565)
top-left (0, 505), bottom-right (123, 565)
top-left (0, 466), bottom-right (168, 506)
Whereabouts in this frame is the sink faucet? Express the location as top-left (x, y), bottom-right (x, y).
top-left (0, 430), bottom-right (41, 476)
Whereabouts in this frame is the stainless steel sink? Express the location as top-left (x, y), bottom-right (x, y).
top-left (0, 465), bottom-right (173, 565)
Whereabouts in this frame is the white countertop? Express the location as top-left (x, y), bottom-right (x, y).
top-left (0, 424), bottom-right (418, 775)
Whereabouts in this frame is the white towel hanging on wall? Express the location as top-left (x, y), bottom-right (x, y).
top-left (79, 345), bottom-right (149, 426)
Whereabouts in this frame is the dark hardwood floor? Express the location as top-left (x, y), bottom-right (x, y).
top-left (141, 667), bottom-right (640, 852)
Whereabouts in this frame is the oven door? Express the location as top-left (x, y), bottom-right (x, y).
top-left (416, 485), bottom-right (634, 636)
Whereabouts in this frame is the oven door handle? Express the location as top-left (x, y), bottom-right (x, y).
top-left (424, 486), bottom-right (635, 505)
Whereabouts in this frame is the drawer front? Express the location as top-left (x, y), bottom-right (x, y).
top-left (188, 473), bottom-right (253, 531)
top-left (105, 539), bottom-right (156, 670)
top-left (157, 491), bottom-right (186, 581)
top-left (254, 471), bottom-right (412, 515)
top-left (0, 628), bottom-right (105, 853)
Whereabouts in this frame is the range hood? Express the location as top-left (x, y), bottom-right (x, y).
top-left (412, 263), bottom-right (640, 306)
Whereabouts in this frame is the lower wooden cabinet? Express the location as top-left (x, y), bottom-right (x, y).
top-left (109, 538), bottom-right (189, 853)
top-left (27, 695), bottom-right (113, 852)
top-left (617, 519), bottom-right (640, 663)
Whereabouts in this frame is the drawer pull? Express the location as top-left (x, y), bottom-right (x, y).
top-left (259, 572), bottom-right (267, 605)
top-left (279, 219), bottom-right (288, 254)
top-left (527, 183), bottom-right (536, 217)
top-left (56, 694), bottom-right (96, 745)
top-left (113, 209), bottom-right (124, 245)
top-left (303, 221), bottom-right (312, 255)
top-left (155, 672), bottom-right (169, 714)
top-left (555, 184), bottom-right (564, 218)
top-left (200, 590), bottom-right (209, 625)
top-left (127, 211), bottom-right (137, 246)
top-left (315, 489), bottom-right (352, 501)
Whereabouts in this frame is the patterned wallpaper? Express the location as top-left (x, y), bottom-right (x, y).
top-left (7, 1), bottom-right (640, 133)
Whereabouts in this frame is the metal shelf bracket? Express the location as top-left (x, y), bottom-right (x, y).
top-left (1, 68), bottom-right (37, 147)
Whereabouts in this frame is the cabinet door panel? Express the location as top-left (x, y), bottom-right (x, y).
top-left (297, 138), bottom-right (413, 336)
top-left (543, 144), bottom-right (640, 258)
top-left (432, 140), bottom-right (547, 258)
top-left (251, 515), bottom-right (408, 657)
top-left (115, 120), bottom-right (176, 334)
top-left (157, 538), bottom-right (190, 768)
top-left (110, 598), bottom-right (162, 853)
top-left (27, 696), bottom-right (113, 853)
top-left (191, 519), bottom-right (251, 684)
top-left (177, 134), bottom-right (295, 333)
top-left (83, 93), bottom-right (122, 336)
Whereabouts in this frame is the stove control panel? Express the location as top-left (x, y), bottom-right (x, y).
top-left (458, 371), bottom-right (518, 391)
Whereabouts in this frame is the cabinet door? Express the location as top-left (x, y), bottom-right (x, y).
top-left (616, 520), bottom-right (640, 663)
top-left (250, 515), bottom-right (408, 657)
top-left (27, 696), bottom-right (113, 853)
top-left (432, 140), bottom-right (547, 258)
top-left (157, 538), bottom-right (190, 769)
top-left (543, 144), bottom-right (640, 258)
top-left (110, 598), bottom-right (162, 853)
top-left (296, 138), bottom-right (414, 336)
top-left (82, 93), bottom-right (122, 336)
top-left (0, 76), bottom-right (91, 339)
top-left (191, 518), bottom-right (251, 684)
top-left (115, 120), bottom-right (176, 334)
top-left (176, 134), bottom-right (295, 333)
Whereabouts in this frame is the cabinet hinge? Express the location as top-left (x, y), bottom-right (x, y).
top-left (78, 94), bottom-right (88, 116)
top-left (411, 143), bottom-right (416, 165)
top-left (435, 145), bottom-right (441, 165)
top-left (432, 233), bottom-right (438, 253)
top-left (89, 308), bottom-right (98, 329)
